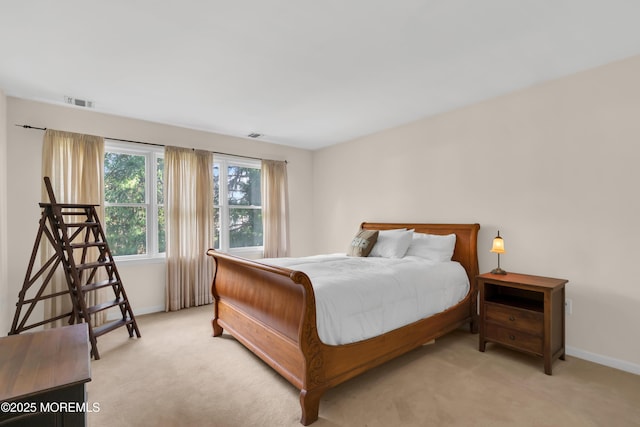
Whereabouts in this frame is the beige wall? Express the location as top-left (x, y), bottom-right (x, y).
top-left (4, 98), bottom-right (314, 324)
top-left (313, 55), bottom-right (640, 373)
top-left (0, 90), bottom-right (8, 335)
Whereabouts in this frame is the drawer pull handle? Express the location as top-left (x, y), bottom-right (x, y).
top-left (509, 315), bottom-right (516, 321)
top-left (509, 335), bottom-right (516, 340)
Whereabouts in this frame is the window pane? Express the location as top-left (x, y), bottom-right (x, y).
top-left (157, 206), bottom-right (166, 253)
top-left (157, 157), bottom-right (164, 204)
top-left (213, 164), bottom-right (219, 205)
top-left (227, 166), bottom-right (261, 206)
top-left (213, 207), bottom-right (220, 249)
top-left (105, 206), bottom-right (147, 256)
top-left (229, 208), bottom-right (263, 248)
top-left (104, 153), bottom-right (146, 203)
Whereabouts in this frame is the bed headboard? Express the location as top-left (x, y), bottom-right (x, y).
top-left (360, 222), bottom-right (481, 284)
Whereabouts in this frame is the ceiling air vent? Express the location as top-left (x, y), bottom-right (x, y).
top-left (247, 133), bottom-right (262, 138)
top-left (64, 96), bottom-right (94, 108)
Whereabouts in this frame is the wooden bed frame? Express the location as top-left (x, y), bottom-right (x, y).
top-left (207, 222), bottom-right (480, 425)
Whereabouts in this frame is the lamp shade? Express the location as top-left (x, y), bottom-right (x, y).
top-left (490, 232), bottom-right (505, 254)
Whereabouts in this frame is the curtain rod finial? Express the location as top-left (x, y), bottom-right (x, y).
top-left (15, 124), bottom-right (47, 130)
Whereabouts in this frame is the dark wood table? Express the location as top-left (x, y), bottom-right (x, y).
top-left (0, 324), bottom-right (91, 426)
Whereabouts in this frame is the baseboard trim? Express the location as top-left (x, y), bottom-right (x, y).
top-left (567, 346), bottom-right (640, 376)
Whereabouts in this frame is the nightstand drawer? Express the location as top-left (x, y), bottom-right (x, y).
top-left (484, 323), bottom-right (543, 355)
top-left (485, 302), bottom-right (543, 336)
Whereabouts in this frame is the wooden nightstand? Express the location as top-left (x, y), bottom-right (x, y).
top-left (477, 272), bottom-right (568, 375)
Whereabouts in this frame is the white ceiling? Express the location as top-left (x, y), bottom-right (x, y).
top-left (1, 1), bottom-right (639, 150)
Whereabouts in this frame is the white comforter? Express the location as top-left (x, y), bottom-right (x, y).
top-left (260, 254), bottom-right (470, 346)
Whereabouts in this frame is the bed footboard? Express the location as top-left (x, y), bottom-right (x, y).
top-left (207, 249), bottom-right (326, 423)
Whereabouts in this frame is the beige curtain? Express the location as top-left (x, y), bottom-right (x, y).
top-left (165, 146), bottom-right (214, 311)
top-left (42, 129), bottom-right (106, 327)
top-left (261, 160), bottom-right (290, 258)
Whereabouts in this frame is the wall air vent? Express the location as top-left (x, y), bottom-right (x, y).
top-left (247, 133), bottom-right (262, 138)
top-left (64, 96), bottom-right (94, 108)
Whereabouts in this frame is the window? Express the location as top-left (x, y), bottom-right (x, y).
top-left (104, 141), bottom-right (164, 259)
top-left (214, 155), bottom-right (263, 253)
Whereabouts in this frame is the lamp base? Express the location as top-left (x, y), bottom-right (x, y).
top-left (490, 267), bottom-right (507, 275)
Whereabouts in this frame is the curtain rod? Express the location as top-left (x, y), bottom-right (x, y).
top-left (14, 124), bottom-right (286, 164)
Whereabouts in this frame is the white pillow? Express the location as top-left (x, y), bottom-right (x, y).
top-left (369, 229), bottom-right (414, 258)
top-left (405, 233), bottom-right (456, 262)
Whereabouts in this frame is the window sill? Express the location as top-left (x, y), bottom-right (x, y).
top-left (227, 247), bottom-right (264, 260)
top-left (113, 254), bottom-right (167, 266)
top-left (112, 247), bottom-right (264, 265)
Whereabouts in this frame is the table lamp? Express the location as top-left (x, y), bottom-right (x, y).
top-left (490, 230), bottom-right (506, 275)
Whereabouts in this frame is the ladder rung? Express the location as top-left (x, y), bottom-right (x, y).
top-left (65, 222), bottom-right (100, 228)
top-left (75, 260), bottom-right (112, 271)
top-left (70, 241), bottom-right (107, 249)
top-left (60, 211), bottom-right (90, 215)
top-left (21, 289), bottom-right (70, 304)
top-left (40, 203), bottom-right (99, 208)
top-left (93, 318), bottom-right (134, 337)
top-left (86, 298), bottom-right (126, 314)
top-left (13, 311), bottom-right (75, 332)
top-left (82, 278), bottom-right (120, 293)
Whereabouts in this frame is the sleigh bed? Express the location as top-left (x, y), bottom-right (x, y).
top-left (207, 222), bottom-right (480, 425)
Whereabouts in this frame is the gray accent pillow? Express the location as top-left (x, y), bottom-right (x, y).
top-left (347, 230), bottom-right (379, 257)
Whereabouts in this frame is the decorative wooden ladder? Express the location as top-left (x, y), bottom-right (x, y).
top-left (9, 177), bottom-right (141, 359)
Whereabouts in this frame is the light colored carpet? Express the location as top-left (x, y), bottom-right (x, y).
top-left (87, 305), bottom-right (640, 427)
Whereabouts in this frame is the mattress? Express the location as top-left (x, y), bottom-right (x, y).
top-left (260, 254), bottom-right (470, 345)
